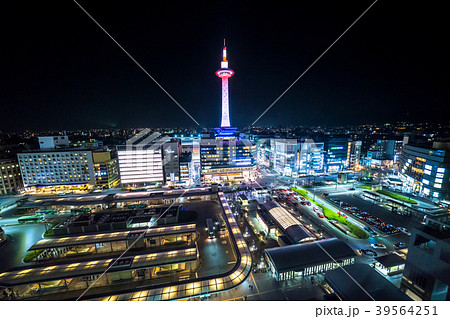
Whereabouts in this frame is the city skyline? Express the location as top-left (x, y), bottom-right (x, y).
top-left (2, 1), bottom-right (448, 131)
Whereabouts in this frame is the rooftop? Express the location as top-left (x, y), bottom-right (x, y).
top-left (29, 223), bottom-right (196, 251)
top-left (265, 238), bottom-right (356, 273)
top-left (325, 263), bottom-right (411, 301)
top-left (0, 246), bottom-right (197, 286)
top-left (374, 253), bottom-right (405, 268)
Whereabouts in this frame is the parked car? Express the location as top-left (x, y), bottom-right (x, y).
top-left (394, 242), bottom-right (406, 249)
top-left (371, 243), bottom-right (387, 249)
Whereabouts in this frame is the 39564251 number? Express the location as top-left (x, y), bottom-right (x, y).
top-left (375, 305), bottom-right (438, 316)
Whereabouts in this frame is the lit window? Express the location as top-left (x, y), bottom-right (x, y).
top-left (424, 170), bottom-right (431, 175)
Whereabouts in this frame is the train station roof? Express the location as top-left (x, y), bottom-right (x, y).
top-left (29, 223), bottom-right (196, 251)
top-left (265, 238), bottom-right (356, 273)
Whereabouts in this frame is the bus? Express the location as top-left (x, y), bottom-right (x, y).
top-left (362, 190), bottom-right (381, 202)
top-left (35, 210), bottom-right (57, 215)
top-left (206, 218), bottom-right (215, 239)
top-left (18, 215), bottom-right (43, 224)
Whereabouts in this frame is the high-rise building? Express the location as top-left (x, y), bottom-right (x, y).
top-left (117, 132), bottom-right (182, 187)
top-left (366, 139), bottom-right (403, 168)
top-left (269, 139), bottom-right (324, 176)
top-left (399, 142), bottom-right (450, 200)
top-left (323, 137), bottom-right (350, 172)
top-left (92, 151), bottom-right (120, 189)
top-left (18, 149), bottom-right (95, 189)
top-left (271, 139), bottom-right (299, 176)
top-left (200, 138), bottom-right (256, 182)
top-left (0, 159), bottom-right (22, 195)
top-left (400, 226), bottom-right (450, 300)
top-left (17, 136), bottom-right (119, 192)
top-left (347, 140), bottom-right (362, 170)
top-left (162, 139), bottom-right (182, 185)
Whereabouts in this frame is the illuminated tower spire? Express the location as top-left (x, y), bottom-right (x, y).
top-left (216, 39), bottom-right (235, 128)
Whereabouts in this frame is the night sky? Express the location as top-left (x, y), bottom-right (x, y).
top-left (1, 1), bottom-right (448, 131)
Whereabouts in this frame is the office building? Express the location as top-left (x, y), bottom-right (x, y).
top-left (93, 151), bottom-right (120, 189)
top-left (270, 139), bottom-right (324, 176)
top-left (366, 139), bottom-right (403, 168)
top-left (38, 135), bottom-right (70, 149)
top-left (399, 142), bottom-right (450, 200)
top-left (200, 138), bottom-right (256, 182)
top-left (323, 137), bottom-right (349, 172)
top-left (18, 149), bottom-right (96, 190)
top-left (162, 139), bottom-right (182, 185)
top-left (347, 140), bottom-right (362, 170)
top-left (400, 226), bottom-right (450, 300)
top-left (0, 158), bottom-right (22, 195)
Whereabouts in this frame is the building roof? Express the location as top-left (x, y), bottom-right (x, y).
top-left (375, 254), bottom-right (405, 268)
top-left (29, 223), bottom-right (196, 251)
top-left (261, 201), bottom-right (314, 243)
top-left (265, 238), bottom-right (356, 273)
top-left (0, 246), bottom-right (197, 286)
top-left (325, 263), bottom-right (411, 301)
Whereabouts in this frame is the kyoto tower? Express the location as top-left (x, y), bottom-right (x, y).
top-left (215, 40), bottom-right (236, 136)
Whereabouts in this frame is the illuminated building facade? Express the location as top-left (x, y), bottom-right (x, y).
top-left (117, 132), bottom-right (182, 187)
top-left (399, 143), bottom-right (450, 200)
top-left (93, 151), bottom-right (120, 189)
top-left (324, 137), bottom-right (350, 173)
top-left (200, 41), bottom-right (256, 181)
top-left (0, 159), bottom-right (22, 195)
top-left (347, 140), bottom-right (362, 170)
top-left (400, 226), bottom-right (450, 300)
top-left (270, 139), bottom-right (324, 176)
top-left (200, 138), bottom-right (256, 182)
top-left (18, 149), bottom-right (96, 189)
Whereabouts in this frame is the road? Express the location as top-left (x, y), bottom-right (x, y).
top-left (0, 204), bottom-right (47, 272)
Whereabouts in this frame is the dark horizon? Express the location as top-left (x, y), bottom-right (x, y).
top-left (1, 1), bottom-right (448, 131)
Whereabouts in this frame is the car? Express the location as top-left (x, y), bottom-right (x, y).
top-left (371, 243), bottom-right (387, 249)
top-left (348, 187), bottom-right (355, 191)
top-left (394, 242), bottom-right (406, 249)
top-left (361, 249), bottom-right (377, 257)
top-left (397, 227), bottom-right (411, 235)
top-left (321, 193), bottom-right (329, 197)
top-left (306, 202), bottom-right (311, 206)
top-left (364, 226), bottom-right (376, 235)
top-left (58, 192), bottom-right (66, 196)
top-left (313, 207), bottom-right (319, 212)
top-left (317, 213), bottom-right (325, 218)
